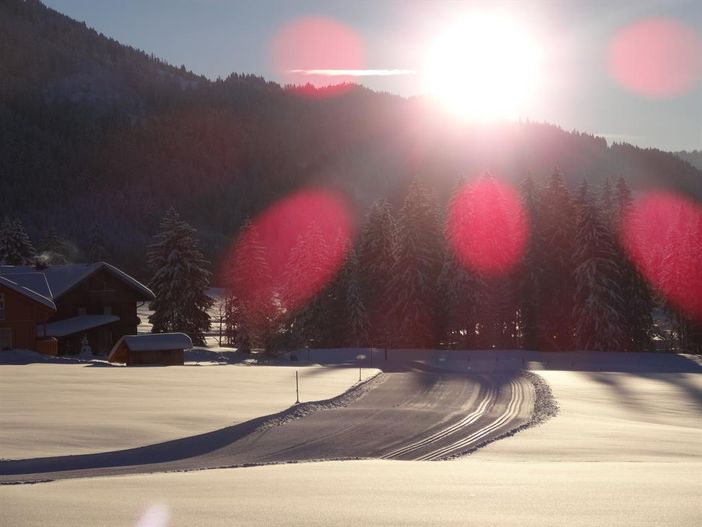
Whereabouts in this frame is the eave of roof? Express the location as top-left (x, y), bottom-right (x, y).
top-left (36, 314), bottom-right (120, 338)
top-left (0, 276), bottom-right (56, 311)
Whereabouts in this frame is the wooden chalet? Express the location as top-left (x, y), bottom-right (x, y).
top-left (0, 275), bottom-right (56, 353)
top-left (108, 333), bottom-right (192, 365)
top-left (0, 262), bottom-right (154, 356)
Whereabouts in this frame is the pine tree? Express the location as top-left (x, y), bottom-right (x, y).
top-left (0, 218), bottom-right (35, 265)
top-left (517, 176), bottom-right (542, 349)
top-left (537, 169), bottom-right (576, 350)
top-left (147, 207), bottom-right (213, 345)
top-left (357, 199), bottom-right (397, 347)
top-left (345, 248), bottom-right (368, 347)
top-left (572, 181), bottom-right (626, 350)
top-left (614, 177), bottom-right (655, 351)
top-left (439, 183), bottom-right (484, 349)
top-left (280, 223), bottom-right (331, 349)
top-left (227, 219), bottom-right (274, 352)
top-left (388, 180), bottom-right (443, 348)
top-left (37, 228), bottom-right (77, 266)
top-left (86, 224), bottom-right (108, 262)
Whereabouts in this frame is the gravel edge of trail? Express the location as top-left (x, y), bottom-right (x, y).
top-left (442, 370), bottom-right (559, 460)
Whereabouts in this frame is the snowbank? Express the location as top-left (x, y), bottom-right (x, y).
top-left (0, 363), bottom-right (380, 459)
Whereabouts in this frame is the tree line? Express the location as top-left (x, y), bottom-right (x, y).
top-left (3, 170), bottom-right (700, 353)
top-left (210, 172), bottom-right (700, 354)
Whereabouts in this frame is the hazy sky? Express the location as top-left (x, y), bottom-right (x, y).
top-left (43, 0), bottom-right (702, 151)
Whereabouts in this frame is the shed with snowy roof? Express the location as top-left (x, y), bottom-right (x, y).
top-left (108, 333), bottom-right (191, 365)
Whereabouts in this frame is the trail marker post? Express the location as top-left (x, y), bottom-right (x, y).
top-left (295, 370), bottom-right (300, 404)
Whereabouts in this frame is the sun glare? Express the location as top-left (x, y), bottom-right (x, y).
top-left (423, 12), bottom-right (543, 122)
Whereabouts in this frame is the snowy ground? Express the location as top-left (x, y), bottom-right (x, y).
top-left (0, 362), bottom-right (379, 459)
top-left (1, 354), bottom-right (700, 526)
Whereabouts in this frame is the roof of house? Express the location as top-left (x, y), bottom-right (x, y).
top-left (0, 275), bottom-right (57, 311)
top-left (0, 262), bottom-right (154, 301)
top-left (108, 333), bottom-right (192, 362)
top-left (37, 314), bottom-right (120, 338)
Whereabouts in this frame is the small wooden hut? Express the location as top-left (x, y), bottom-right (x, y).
top-left (108, 333), bottom-right (191, 365)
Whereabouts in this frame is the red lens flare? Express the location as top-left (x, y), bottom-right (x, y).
top-left (621, 191), bottom-right (702, 322)
top-left (225, 188), bottom-right (354, 319)
top-left (447, 178), bottom-right (528, 277)
top-left (269, 16), bottom-right (364, 97)
top-left (608, 17), bottom-right (702, 98)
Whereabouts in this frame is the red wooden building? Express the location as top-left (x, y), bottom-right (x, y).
top-left (0, 262), bottom-right (154, 356)
top-left (0, 275), bottom-right (56, 352)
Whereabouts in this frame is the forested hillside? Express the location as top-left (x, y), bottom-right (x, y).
top-left (2, 0), bottom-right (701, 279)
top-left (674, 150), bottom-right (702, 171)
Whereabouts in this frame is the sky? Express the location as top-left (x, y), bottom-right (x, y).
top-left (43, 0), bottom-right (702, 152)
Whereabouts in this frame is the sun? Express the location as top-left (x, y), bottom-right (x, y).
top-left (423, 12), bottom-right (543, 122)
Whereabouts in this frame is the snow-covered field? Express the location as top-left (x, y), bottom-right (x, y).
top-left (0, 363), bottom-right (379, 459)
top-left (1, 356), bottom-right (700, 526)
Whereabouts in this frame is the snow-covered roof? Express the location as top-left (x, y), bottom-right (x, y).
top-left (0, 275), bottom-right (56, 311)
top-left (108, 333), bottom-right (192, 361)
top-left (37, 314), bottom-right (120, 338)
top-left (0, 262), bottom-right (154, 301)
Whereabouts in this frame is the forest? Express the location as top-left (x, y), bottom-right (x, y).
top-left (1, 1), bottom-right (701, 354)
top-left (2, 0), bottom-right (702, 281)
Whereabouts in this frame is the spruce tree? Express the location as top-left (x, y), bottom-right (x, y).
top-left (357, 199), bottom-right (397, 347)
top-left (388, 180), bottom-right (443, 348)
top-left (439, 182), bottom-right (485, 349)
top-left (613, 177), bottom-right (655, 351)
top-left (437, 248), bottom-right (482, 349)
top-left (147, 207), bottom-right (213, 345)
top-left (0, 218), bottom-right (35, 265)
top-left (281, 223), bottom-right (331, 349)
top-left (517, 176), bottom-right (542, 350)
top-left (572, 181), bottom-right (626, 350)
top-left (537, 169), bottom-right (576, 350)
top-left (345, 248), bottom-right (368, 347)
top-left (228, 219), bottom-right (274, 352)
top-left (38, 229), bottom-right (77, 265)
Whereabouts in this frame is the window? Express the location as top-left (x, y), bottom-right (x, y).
top-left (0, 293), bottom-right (4, 321)
top-left (0, 328), bottom-right (11, 350)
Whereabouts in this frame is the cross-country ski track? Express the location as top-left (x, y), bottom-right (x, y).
top-left (0, 371), bottom-right (535, 484)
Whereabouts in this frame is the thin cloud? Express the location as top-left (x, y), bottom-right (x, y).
top-left (289, 69), bottom-right (417, 77)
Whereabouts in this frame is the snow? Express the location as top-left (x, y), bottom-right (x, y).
top-left (111, 333), bottom-right (193, 354)
top-left (0, 275), bottom-right (56, 311)
top-left (0, 355), bottom-right (698, 526)
top-left (36, 314), bottom-right (120, 338)
top-left (0, 262), bottom-right (153, 300)
top-left (0, 363), bottom-right (380, 459)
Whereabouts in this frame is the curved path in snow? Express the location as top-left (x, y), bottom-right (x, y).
top-left (0, 372), bottom-right (534, 483)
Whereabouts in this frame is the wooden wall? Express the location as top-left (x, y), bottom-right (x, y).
top-left (0, 285), bottom-right (53, 351)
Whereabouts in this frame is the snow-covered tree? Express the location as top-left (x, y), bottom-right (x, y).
top-left (613, 177), bottom-right (655, 351)
top-left (437, 247), bottom-right (483, 349)
top-left (0, 218), bottom-right (35, 265)
top-left (572, 181), bottom-right (626, 350)
top-left (227, 219), bottom-right (274, 352)
top-left (147, 207), bottom-right (213, 345)
top-left (357, 199), bottom-right (396, 347)
top-left (537, 169), bottom-right (576, 350)
top-left (345, 248), bottom-right (368, 347)
top-left (388, 180), bottom-right (443, 348)
top-left (37, 228), bottom-right (77, 266)
top-left (516, 176), bottom-right (542, 350)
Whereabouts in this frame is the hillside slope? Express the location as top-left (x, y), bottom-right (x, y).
top-left (2, 0), bottom-right (701, 275)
